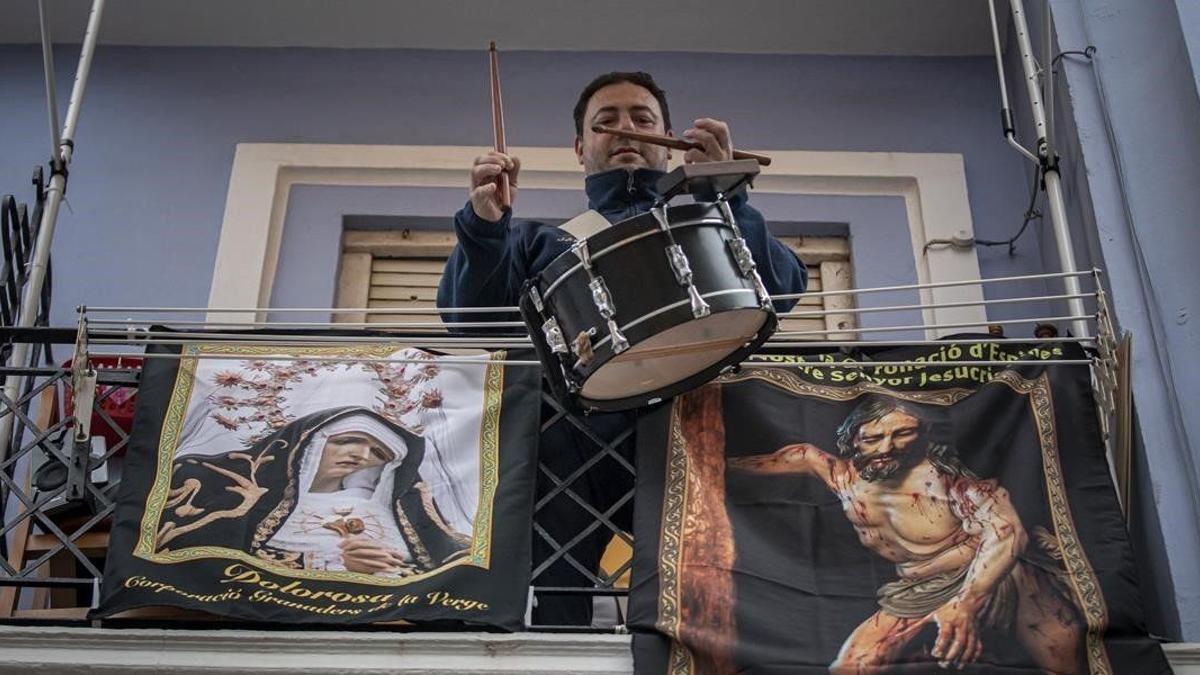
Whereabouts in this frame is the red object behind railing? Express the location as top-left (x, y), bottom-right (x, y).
top-left (62, 356), bottom-right (142, 451)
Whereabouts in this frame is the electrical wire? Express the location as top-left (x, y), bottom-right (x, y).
top-left (924, 164), bottom-right (1043, 255)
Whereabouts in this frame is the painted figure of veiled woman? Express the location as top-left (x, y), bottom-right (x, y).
top-left (156, 407), bottom-right (469, 576)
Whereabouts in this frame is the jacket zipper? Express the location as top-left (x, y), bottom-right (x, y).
top-left (625, 171), bottom-right (638, 220)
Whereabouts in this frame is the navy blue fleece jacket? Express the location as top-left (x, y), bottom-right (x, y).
top-left (436, 167), bottom-right (807, 324)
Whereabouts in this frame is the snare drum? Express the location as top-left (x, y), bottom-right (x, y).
top-left (519, 200), bottom-right (777, 412)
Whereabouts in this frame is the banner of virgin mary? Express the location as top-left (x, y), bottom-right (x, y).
top-left (628, 341), bottom-right (1171, 674)
top-left (95, 340), bottom-right (540, 629)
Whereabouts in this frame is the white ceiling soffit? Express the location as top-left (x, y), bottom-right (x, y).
top-left (1, 0), bottom-right (1003, 56)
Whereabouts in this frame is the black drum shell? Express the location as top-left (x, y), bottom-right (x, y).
top-left (520, 202), bottom-right (777, 412)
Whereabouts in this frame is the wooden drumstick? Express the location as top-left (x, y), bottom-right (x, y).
top-left (591, 125), bottom-right (772, 167)
top-left (489, 41), bottom-right (511, 209)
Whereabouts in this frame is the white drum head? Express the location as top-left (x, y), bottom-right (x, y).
top-left (580, 309), bottom-right (768, 401)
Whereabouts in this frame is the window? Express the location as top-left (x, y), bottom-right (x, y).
top-left (335, 228), bottom-right (856, 339)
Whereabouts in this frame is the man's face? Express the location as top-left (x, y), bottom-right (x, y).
top-left (315, 431), bottom-right (393, 484)
top-left (574, 82), bottom-right (671, 175)
top-left (851, 411), bottom-right (926, 482)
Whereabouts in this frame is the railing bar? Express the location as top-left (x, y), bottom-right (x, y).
top-left (780, 292), bottom-right (1095, 319)
top-left (79, 270), bottom-right (1098, 315)
top-left (535, 463), bottom-right (633, 539)
top-left (530, 523), bottom-right (606, 584)
top-left (531, 587), bottom-right (629, 596)
top-left (87, 352), bottom-right (543, 366)
top-left (539, 395), bottom-right (635, 460)
top-left (773, 269), bottom-right (1095, 301)
top-left (538, 470), bottom-right (632, 549)
top-left (773, 314), bottom-right (1092, 337)
top-left (89, 335), bottom-right (533, 347)
top-left (534, 448), bottom-right (621, 513)
top-left (19, 502), bottom-right (115, 576)
top-left (88, 319), bottom-right (526, 329)
top-left (764, 337), bottom-right (1092, 347)
top-left (80, 317), bottom-right (1094, 346)
top-left (0, 577), bottom-right (99, 588)
top-left (746, 359), bottom-right (1092, 368)
top-left (0, 471), bottom-right (103, 577)
top-left (531, 492), bottom-right (633, 580)
top-left (0, 421), bottom-right (68, 473)
top-left (84, 306), bottom-right (523, 315)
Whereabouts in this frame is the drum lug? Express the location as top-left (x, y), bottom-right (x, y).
top-left (687, 285), bottom-right (711, 319)
top-left (576, 239), bottom-right (630, 355)
top-left (665, 244), bottom-right (693, 285)
top-left (666, 243), bottom-right (711, 319)
top-left (529, 285), bottom-right (545, 313)
top-left (607, 319), bottom-right (630, 354)
top-left (589, 277), bottom-right (616, 318)
top-left (588, 277), bottom-right (630, 354)
top-left (542, 316), bottom-right (569, 355)
top-left (727, 237), bottom-right (756, 277)
top-left (726, 236), bottom-right (774, 310)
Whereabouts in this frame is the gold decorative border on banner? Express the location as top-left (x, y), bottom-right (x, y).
top-left (133, 343), bottom-right (505, 587)
top-left (657, 417), bottom-right (691, 675)
top-left (470, 351), bottom-right (506, 566)
top-left (658, 366), bottom-right (1112, 674)
top-left (993, 371), bottom-right (1114, 675)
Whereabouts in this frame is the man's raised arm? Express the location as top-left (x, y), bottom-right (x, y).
top-left (680, 118), bottom-right (808, 312)
top-left (436, 152), bottom-right (521, 327)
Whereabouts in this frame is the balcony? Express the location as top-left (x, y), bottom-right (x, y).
top-left (1, 269), bottom-right (1194, 672)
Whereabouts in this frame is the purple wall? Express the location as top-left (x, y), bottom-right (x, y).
top-left (1006, 0), bottom-right (1200, 639)
top-left (0, 45), bottom-right (1040, 328)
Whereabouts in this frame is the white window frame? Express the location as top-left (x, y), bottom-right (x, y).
top-left (207, 144), bottom-right (984, 334)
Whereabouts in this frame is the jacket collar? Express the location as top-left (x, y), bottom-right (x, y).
top-left (584, 167), bottom-right (666, 216)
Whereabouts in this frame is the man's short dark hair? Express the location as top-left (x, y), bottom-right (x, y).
top-left (573, 71), bottom-right (672, 137)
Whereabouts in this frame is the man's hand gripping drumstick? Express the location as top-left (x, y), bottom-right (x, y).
top-left (592, 119), bottom-right (772, 166)
top-left (470, 42), bottom-right (520, 224)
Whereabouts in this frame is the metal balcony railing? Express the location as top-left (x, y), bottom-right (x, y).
top-left (0, 270), bottom-right (1126, 630)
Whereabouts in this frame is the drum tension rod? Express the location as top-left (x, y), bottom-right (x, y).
top-left (652, 204), bottom-right (711, 320)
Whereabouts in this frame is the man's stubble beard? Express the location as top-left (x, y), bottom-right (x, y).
top-left (581, 143), bottom-right (669, 176)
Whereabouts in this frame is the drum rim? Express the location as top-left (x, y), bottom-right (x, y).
top-left (540, 214), bottom-right (729, 298)
top-left (575, 308), bottom-right (779, 412)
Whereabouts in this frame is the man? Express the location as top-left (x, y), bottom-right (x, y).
top-left (437, 71), bottom-right (807, 318)
top-left (157, 407), bottom-right (469, 576)
top-left (436, 72), bottom-right (809, 625)
top-left (729, 395), bottom-right (1084, 672)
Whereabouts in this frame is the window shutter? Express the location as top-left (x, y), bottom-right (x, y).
top-left (337, 230), bottom-right (855, 339)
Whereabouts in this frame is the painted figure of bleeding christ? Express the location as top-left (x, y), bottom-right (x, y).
top-left (729, 394), bottom-right (1085, 672)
